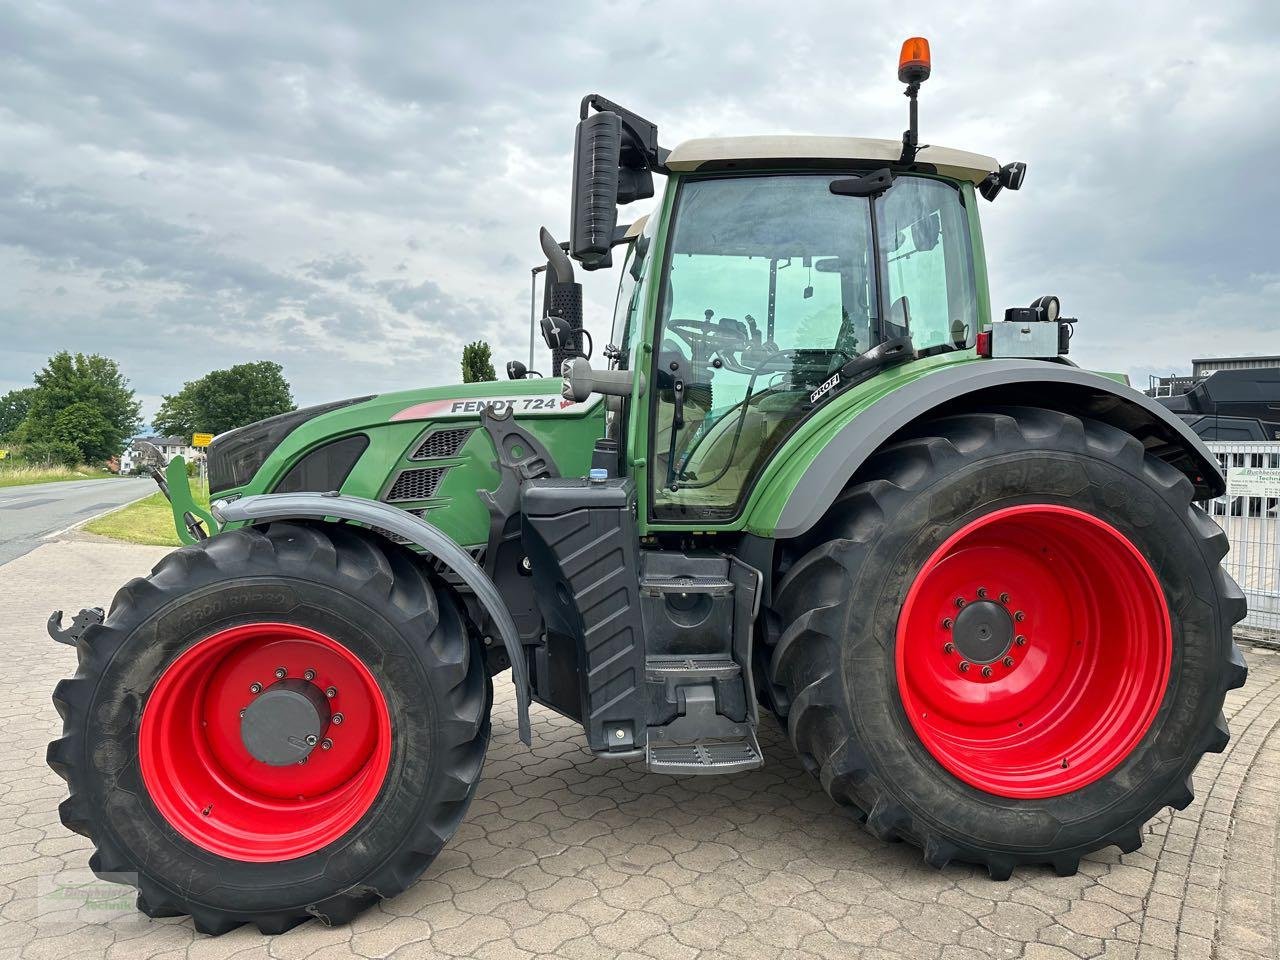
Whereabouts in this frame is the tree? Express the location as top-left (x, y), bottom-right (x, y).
top-left (48, 402), bottom-right (118, 462)
top-left (0, 387), bottom-right (36, 438)
top-left (21, 440), bottom-right (82, 467)
top-left (17, 353), bottom-right (141, 463)
top-left (461, 341), bottom-right (496, 383)
top-left (153, 361), bottom-right (295, 436)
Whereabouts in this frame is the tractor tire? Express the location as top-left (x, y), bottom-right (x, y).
top-left (767, 406), bottom-right (1247, 878)
top-left (48, 522), bottom-right (490, 934)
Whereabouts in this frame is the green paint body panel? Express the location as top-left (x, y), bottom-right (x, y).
top-left (743, 351), bottom-right (978, 534)
top-left (166, 456), bottom-right (218, 545)
top-left (201, 379), bottom-right (604, 549)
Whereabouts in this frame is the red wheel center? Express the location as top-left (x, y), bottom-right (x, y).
top-left (896, 505), bottom-right (1171, 799)
top-left (139, 623), bottom-right (392, 861)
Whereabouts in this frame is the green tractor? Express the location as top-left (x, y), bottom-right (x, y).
top-left (48, 40), bottom-right (1246, 935)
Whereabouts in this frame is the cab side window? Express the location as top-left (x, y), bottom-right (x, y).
top-left (876, 178), bottom-right (978, 351)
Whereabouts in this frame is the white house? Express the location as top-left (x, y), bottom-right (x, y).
top-left (120, 436), bottom-right (202, 474)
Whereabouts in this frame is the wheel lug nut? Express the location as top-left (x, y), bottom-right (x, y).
top-left (977, 587), bottom-right (988, 599)
top-left (332, 713), bottom-right (344, 725)
top-left (303, 669), bottom-right (316, 682)
top-left (999, 592), bottom-right (1010, 604)
top-left (305, 734), bottom-right (318, 746)
top-left (249, 682), bottom-right (262, 694)
top-left (274, 667), bottom-right (287, 680)
top-left (958, 661), bottom-right (971, 673)
top-left (981, 665), bottom-right (993, 678)
top-left (1014, 611), bottom-right (1026, 622)
top-left (239, 709), bottom-right (246, 718)
top-left (321, 738), bottom-right (332, 750)
top-left (325, 687), bottom-right (338, 699)
top-left (942, 617), bottom-right (954, 630)
top-left (1015, 635), bottom-right (1027, 646)
top-left (1002, 656), bottom-right (1015, 667)
top-left (955, 597), bottom-right (967, 608)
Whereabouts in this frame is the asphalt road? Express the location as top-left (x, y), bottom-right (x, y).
top-left (0, 476), bottom-right (153, 565)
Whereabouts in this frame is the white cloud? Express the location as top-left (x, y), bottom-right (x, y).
top-left (1, 0), bottom-right (1277, 417)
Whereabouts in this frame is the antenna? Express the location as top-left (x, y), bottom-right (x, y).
top-left (897, 37), bottom-right (931, 165)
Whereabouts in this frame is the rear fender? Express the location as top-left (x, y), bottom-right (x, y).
top-left (767, 359), bottom-right (1225, 539)
top-left (214, 492), bottom-right (531, 744)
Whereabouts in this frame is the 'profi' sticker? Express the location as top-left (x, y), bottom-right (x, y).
top-left (391, 394), bottom-right (602, 422)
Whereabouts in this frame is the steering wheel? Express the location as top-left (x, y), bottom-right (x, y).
top-left (666, 313), bottom-right (779, 375)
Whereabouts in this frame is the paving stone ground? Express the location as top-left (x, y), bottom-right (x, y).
top-left (2, 536), bottom-right (1277, 959)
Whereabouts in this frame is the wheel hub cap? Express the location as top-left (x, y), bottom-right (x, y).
top-left (240, 679), bottom-right (332, 766)
top-left (951, 600), bottom-right (1013, 664)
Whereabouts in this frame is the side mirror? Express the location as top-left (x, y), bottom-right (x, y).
top-left (570, 112), bottom-right (622, 270)
top-left (570, 99), bottom-right (662, 271)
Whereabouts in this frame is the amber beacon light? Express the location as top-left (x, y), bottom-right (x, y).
top-left (898, 37), bottom-right (931, 83)
top-left (897, 37), bottom-right (932, 164)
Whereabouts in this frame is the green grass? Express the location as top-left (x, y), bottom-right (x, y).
top-left (85, 485), bottom-right (211, 547)
top-left (0, 464), bottom-right (114, 488)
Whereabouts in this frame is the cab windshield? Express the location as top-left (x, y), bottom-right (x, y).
top-left (651, 172), bottom-right (978, 521)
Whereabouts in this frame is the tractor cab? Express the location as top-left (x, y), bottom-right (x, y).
top-left (540, 44), bottom-right (1026, 527)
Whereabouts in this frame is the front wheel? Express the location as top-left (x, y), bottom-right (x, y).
top-left (48, 523), bottom-right (490, 934)
top-left (768, 406), bottom-right (1247, 877)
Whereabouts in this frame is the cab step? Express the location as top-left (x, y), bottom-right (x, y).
top-left (646, 731), bottom-right (763, 775)
top-left (644, 656), bottom-right (740, 682)
top-left (643, 683), bottom-right (763, 775)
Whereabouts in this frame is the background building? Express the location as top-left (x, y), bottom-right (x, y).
top-left (119, 436), bottom-right (201, 474)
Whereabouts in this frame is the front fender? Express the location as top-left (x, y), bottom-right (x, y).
top-left (757, 358), bottom-right (1225, 540)
top-left (214, 492), bottom-right (531, 744)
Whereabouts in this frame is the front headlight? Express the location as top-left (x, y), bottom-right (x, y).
top-left (208, 396), bottom-right (372, 494)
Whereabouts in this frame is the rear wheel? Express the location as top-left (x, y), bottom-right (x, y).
top-left (48, 523), bottom-right (490, 934)
top-left (767, 406), bottom-right (1247, 877)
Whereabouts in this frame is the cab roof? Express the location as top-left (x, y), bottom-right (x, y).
top-left (665, 136), bottom-right (998, 185)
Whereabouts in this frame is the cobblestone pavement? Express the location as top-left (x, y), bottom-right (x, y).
top-left (3, 537), bottom-right (1277, 960)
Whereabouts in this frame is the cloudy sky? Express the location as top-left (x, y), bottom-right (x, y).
top-left (2, 1), bottom-right (1278, 421)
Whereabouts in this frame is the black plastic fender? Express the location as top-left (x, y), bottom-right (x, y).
top-left (214, 492), bottom-right (531, 744)
top-left (774, 359), bottom-right (1226, 539)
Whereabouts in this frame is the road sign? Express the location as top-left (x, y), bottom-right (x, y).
top-left (192, 433), bottom-right (214, 448)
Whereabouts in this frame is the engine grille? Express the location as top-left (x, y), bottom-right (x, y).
top-left (385, 467), bottom-right (448, 502)
top-left (411, 427), bottom-right (472, 460)
top-left (367, 508), bottom-right (426, 545)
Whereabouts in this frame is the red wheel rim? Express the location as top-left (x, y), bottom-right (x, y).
top-left (896, 505), bottom-right (1171, 799)
top-left (139, 623), bottom-right (392, 861)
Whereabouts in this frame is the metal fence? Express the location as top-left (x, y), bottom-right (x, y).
top-left (1202, 442), bottom-right (1280, 646)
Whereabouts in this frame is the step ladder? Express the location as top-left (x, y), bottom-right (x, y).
top-left (642, 681), bottom-right (763, 775)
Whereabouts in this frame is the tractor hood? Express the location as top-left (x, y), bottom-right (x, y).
top-left (207, 378), bottom-right (605, 549)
